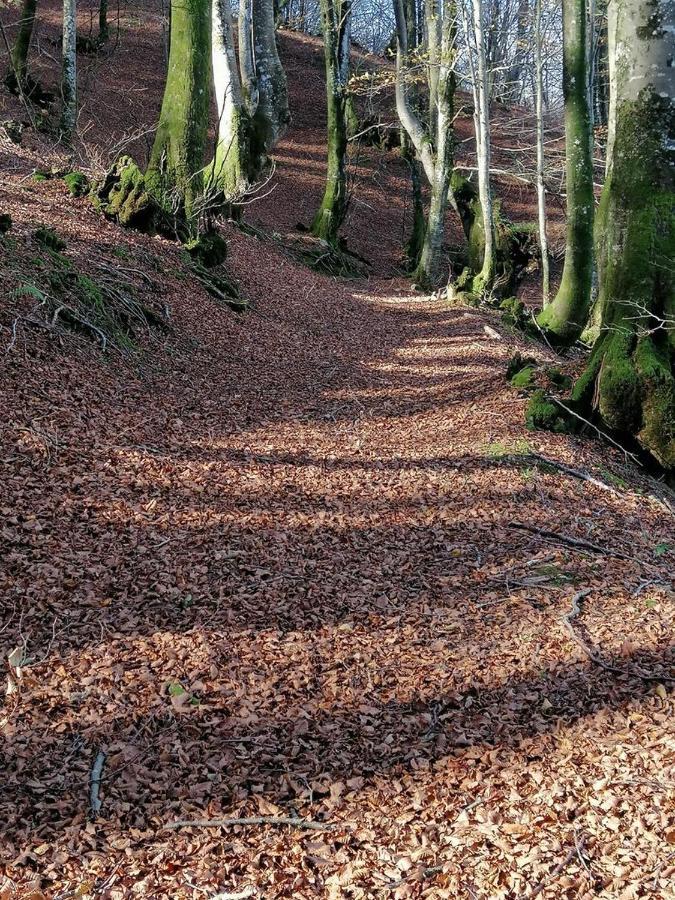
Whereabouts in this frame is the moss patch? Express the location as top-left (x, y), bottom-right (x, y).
top-left (63, 171), bottom-right (89, 197)
top-left (526, 390), bottom-right (572, 433)
top-left (33, 225), bottom-right (66, 251)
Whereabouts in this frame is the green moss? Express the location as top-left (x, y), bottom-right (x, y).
top-left (63, 171), bottom-right (89, 197)
top-left (32, 171), bottom-right (48, 183)
top-left (544, 366), bottom-right (573, 390)
top-left (96, 156), bottom-right (154, 231)
top-left (510, 365), bottom-right (536, 390)
top-left (506, 351), bottom-right (536, 381)
top-left (500, 296), bottom-right (527, 329)
top-left (33, 225), bottom-right (66, 251)
top-left (185, 232), bottom-right (227, 268)
top-left (526, 390), bottom-right (571, 433)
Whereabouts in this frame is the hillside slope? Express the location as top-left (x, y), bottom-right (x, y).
top-left (1, 7), bottom-right (674, 899)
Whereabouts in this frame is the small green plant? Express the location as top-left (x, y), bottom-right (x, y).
top-left (167, 682), bottom-right (186, 697)
top-left (654, 542), bottom-right (670, 557)
top-left (63, 171), bottom-right (89, 197)
top-left (34, 224), bottom-right (66, 251)
top-left (597, 466), bottom-right (628, 490)
top-left (484, 437), bottom-right (532, 458)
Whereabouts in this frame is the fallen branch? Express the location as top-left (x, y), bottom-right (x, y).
top-left (561, 590), bottom-right (675, 683)
top-left (89, 749), bottom-right (107, 819)
top-left (503, 453), bottom-right (621, 495)
top-left (164, 816), bottom-right (336, 832)
top-left (507, 522), bottom-right (631, 559)
top-left (527, 838), bottom-right (583, 899)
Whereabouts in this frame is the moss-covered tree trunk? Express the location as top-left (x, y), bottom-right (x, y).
top-left (415, 6), bottom-right (455, 285)
top-left (536, 0), bottom-right (593, 342)
top-left (210, 0), bottom-right (251, 198)
top-left (146, 0), bottom-right (211, 234)
top-left (60, 0), bottom-right (77, 138)
top-left (7, 0), bottom-right (38, 86)
top-left (311, 0), bottom-right (352, 243)
top-left (571, 0), bottom-right (674, 469)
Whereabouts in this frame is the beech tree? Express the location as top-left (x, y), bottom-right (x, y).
top-left (536, 0), bottom-right (593, 342)
top-left (5, 0), bottom-right (38, 90)
top-left (61, 0), bottom-right (77, 137)
top-left (393, 0), bottom-right (457, 285)
top-left (145, 0), bottom-right (211, 230)
top-left (311, 0), bottom-right (353, 243)
top-left (210, 0), bottom-right (252, 197)
top-left (239, 0), bottom-right (291, 167)
top-left (570, 0), bottom-right (674, 467)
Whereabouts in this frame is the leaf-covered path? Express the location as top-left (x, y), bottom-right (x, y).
top-left (2, 253), bottom-right (674, 897)
top-left (0, 16), bottom-right (674, 900)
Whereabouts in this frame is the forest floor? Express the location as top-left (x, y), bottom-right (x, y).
top-left (1, 4), bottom-right (674, 899)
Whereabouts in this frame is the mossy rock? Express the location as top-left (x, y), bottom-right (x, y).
top-left (185, 232), bottom-right (227, 268)
top-left (63, 172), bottom-right (89, 198)
top-left (526, 390), bottom-right (572, 434)
top-left (34, 225), bottom-right (66, 251)
top-left (0, 213), bottom-right (12, 234)
top-left (506, 351), bottom-right (536, 381)
top-left (545, 366), bottom-right (573, 391)
top-left (96, 155), bottom-right (154, 231)
top-left (510, 365), bottom-right (537, 391)
top-left (500, 296), bottom-right (528, 329)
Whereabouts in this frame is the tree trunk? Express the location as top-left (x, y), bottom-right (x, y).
top-left (536, 0), bottom-right (593, 342)
top-left (534, 0), bottom-right (550, 303)
top-left (60, 0), bottom-right (77, 138)
top-left (98, 0), bottom-right (108, 42)
top-left (506, 0), bottom-right (530, 103)
top-left (239, 0), bottom-right (290, 174)
top-left (471, 0), bottom-right (495, 294)
top-left (401, 0), bottom-right (425, 270)
top-left (571, 0), bottom-right (674, 469)
top-left (415, 0), bottom-right (455, 285)
top-left (311, 0), bottom-right (352, 243)
top-left (146, 0), bottom-right (211, 233)
top-left (8, 0), bottom-right (38, 85)
top-left (210, 0), bottom-right (251, 197)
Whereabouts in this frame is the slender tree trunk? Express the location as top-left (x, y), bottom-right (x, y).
top-left (210, 0), bottom-right (250, 198)
top-left (506, 0), bottom-right (530, 103)
top-left (146, 0), bottom-right (212, 233)
top-left (311, 0), bottom-right (352, 243)
top-left (98, 0), bottom-right (108, 42)
top-left (7, 0), bottom-right (38, 85)
top-left (537, 0), bottom-right (593, 342)
top-left (60, 0), bottom-right (77, 138)
top-left (471, 0), bottom-right (495, 294)
top-left (534, 0), bottom-right (549, 304)
top-left (401, 0), bottom-right (425, 269)
top-left (571, 0), bottom-right (674, 469)
top-left (425, 0), bottom-right (440, 142)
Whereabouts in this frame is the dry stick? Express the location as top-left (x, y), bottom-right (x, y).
top-left (561, 590), bottom-right (675, 683)
top-left (503, 453), bottom-right (620, 495)
top-left (164, 816), bottom-right (336, 832)
top-left (89, 750), bottom-right (107, 819)
top-left (507, 521), bottom-right (631, 560)
top-left (527, 838), bottom-right (583, 899)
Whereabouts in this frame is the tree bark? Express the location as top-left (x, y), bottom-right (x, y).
top-left (239, 0), bottom-right (290, 173)
top-left (210, 0), bottom-right (251, 197)
top-left (571, 0), bottom-right (674, 469)
top-left (60, 0), bottom-right (77, 138)
top-left (8, 0), bottom-right (38, 84)
top-left (536, 0), bottom-right (593, 342)
top-left (146, 0), bottom-right (212, 233)
top-left (534, 0), bottom-right (550, 303)
top-left (470, 0), bottom-right (495, 294)
top-left (311, 0), bottom-right (352, 243)
top-left (98, 0), bottom-right (108, 42)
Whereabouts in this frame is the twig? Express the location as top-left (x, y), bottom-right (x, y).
top-left (164, 816), bottom-right (336, 832)
top-left (551, 397), bottom-right (640, 464)
top-left (527, 840), bottom-right (581, 899)
top-left (507, 522), bottom-right (631, 559)
top-left (503, 452), bottom-right (621, 495)
top-left (561, 590), bottom-right (675, 683)
top-left (89, 749), bottom-right (107, 819)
